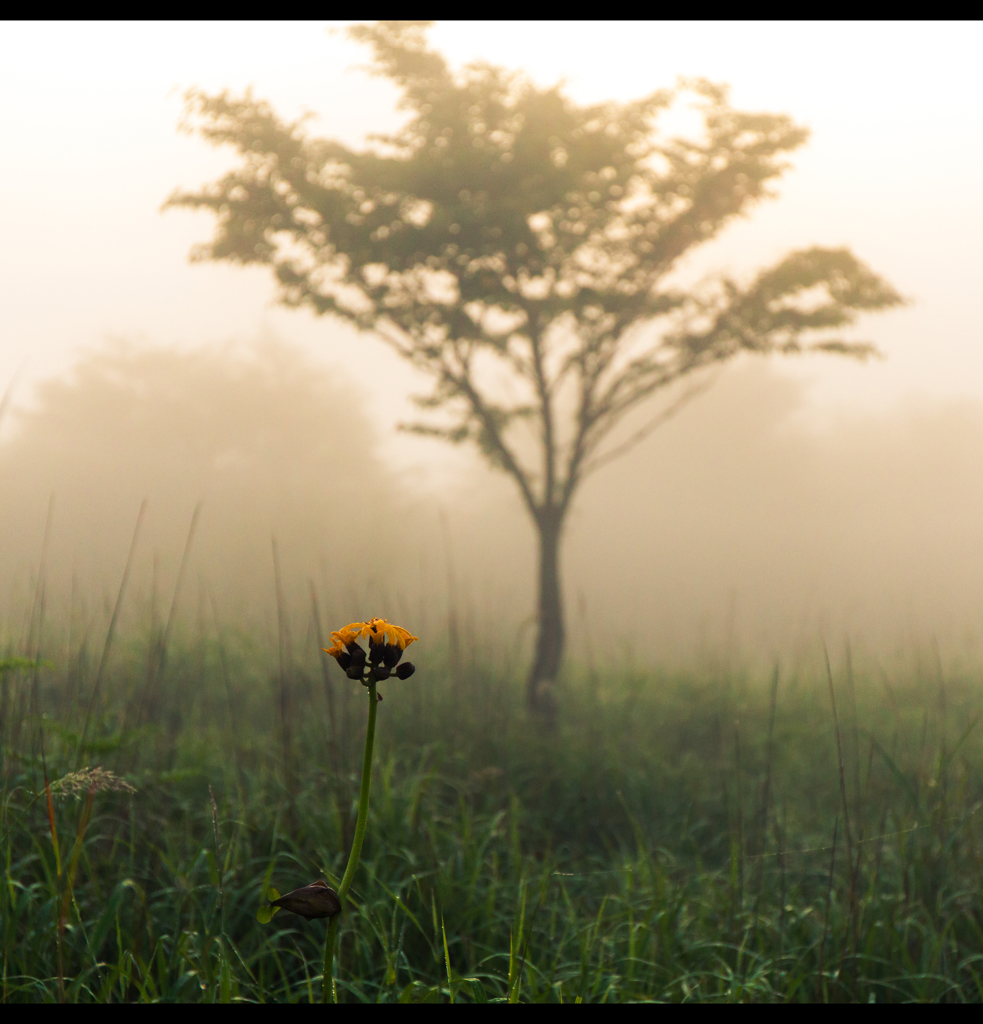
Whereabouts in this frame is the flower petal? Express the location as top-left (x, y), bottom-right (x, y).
top-left (359, 617), bottom-right (419, 649)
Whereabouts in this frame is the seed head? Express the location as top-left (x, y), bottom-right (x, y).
top-left (49, 767), bottom-right (136, 800)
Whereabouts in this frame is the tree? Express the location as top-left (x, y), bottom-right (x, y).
top-left (166, 21), bottom-right (903, 711)
top-left (0, 340), bottom-right (394, 606)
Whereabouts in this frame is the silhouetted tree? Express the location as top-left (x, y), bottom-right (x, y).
top-left (0, 340), bottom-right (393, 603)
top-left (167, 21), bottom-right (903, 712)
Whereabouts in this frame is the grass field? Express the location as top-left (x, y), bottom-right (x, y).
top-left (2, 609), bottom-right (983, 1002)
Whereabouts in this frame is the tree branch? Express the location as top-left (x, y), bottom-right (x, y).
top-left (580, 369), bottom-right (721, 479)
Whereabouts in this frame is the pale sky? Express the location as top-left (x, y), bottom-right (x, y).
top-left (2, 21), bottom-right (981, 475)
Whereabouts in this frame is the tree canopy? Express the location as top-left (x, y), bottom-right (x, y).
top-left (0, 341), bottom-right (394, 608)
top-left (167, 21), bottom-right (904, 707)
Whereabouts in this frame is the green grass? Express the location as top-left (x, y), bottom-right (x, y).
top-left (2, 624), bottom-right (983, 1002)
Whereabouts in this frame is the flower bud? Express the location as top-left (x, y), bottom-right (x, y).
top-left (382, 644), bottom-right (403, 669)
top-left (395, 662), bottom-right (416, 680)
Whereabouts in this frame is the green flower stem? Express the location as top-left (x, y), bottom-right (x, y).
top-left (323, 678), bottom-right (378, 1003)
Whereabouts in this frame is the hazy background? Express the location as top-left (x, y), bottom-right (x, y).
top-left (2, 21), bottom-right (982, 671)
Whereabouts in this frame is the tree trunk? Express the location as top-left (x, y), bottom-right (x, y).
top-left (527, 509), bottom-right (565, 714)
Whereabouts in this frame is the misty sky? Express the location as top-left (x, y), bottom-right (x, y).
top-left (2, 21), bottom-right (982, 480)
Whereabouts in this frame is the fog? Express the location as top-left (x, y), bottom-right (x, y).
top-left (2, 22), bottom-right (983, 675)
top-left (3, 337), bottom-right (982, 673)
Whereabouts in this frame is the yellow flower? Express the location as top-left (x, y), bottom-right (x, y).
top-left (324, 622), bottom-right (365, 660)
top-left (323, 618), bottom-right (419, 682)
top-left (359, 617), bottom-right (419, 651)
